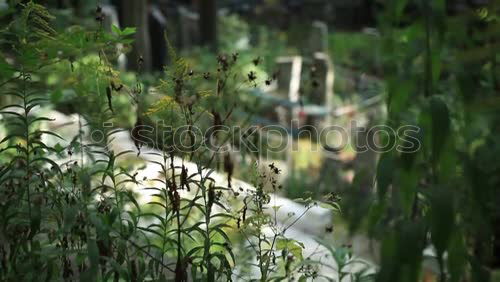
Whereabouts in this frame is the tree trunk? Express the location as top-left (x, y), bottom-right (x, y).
top-left (198, 0), bottom-right (217, 51)
top-left (121, 0), bottom-right (152, 72)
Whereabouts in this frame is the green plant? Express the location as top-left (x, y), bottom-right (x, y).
top-left (328, 31), bottom-right (381, 74)
top-left (341, 1), bottom-right (500, 281)
top-left (238, 162), bottom-right (309, 281)
top-left (315, 239), bottom-right (375, 282)
top-left (11, 1), bottom-right (500, 281)
top-left (0, 4), bottom-right (324, 281)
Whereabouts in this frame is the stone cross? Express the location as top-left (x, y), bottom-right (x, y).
top-left (305, 52), bottom-right (334, 128)
top-left (274, 56), bottom-right (303, 174)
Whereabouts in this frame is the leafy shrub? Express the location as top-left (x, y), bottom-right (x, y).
top-left (0, 3), bottom-right (340, 281)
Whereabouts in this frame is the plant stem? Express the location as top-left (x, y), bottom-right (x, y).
top-left (423, 0), bottom-right (432, 98)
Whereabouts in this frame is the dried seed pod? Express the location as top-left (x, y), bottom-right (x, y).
top-left (180, 165), bottom-right (188, 191)
top-left (172, 191), bottom-right (180, 212)
top-left (217, 54), bottom-right (229, 71)
top-left (111, 81), bottom-right (123, 91)
top-left (106, 85), bottom-right (113, 113)
top-left (242, 202), bottom-right (247, 222)
top-left (224, 153), bottom-right (233, 188)
top-left (232, 52), bottom-right (239, 62)
top-left (207, 183), bottom-right (215, 212)
top-left (212, 111), bottom-right (222, 130)
top-left (268, 162), bottom-right (281, 175)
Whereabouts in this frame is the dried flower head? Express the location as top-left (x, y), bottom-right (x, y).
top-left (247, 71), bottom-right (257, 82)
top-left (252, 56), bottom-right (261, 66)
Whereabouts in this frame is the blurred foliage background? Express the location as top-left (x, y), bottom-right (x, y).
top-left (1, 0), bottom-right (500, 281)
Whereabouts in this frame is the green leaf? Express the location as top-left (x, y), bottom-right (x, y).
top-left (298, 276), bottom-right (307, 282)
top-left (50, 89), bottom-right (63, 103)
top-left (121, 27), bottom-right (136, 36)
top-left (431, 49), bottom-right (442, 85)
top-left (210, 224), bottom-right (232, 243)
top-left (63, 206), bottom-right (78, 232)
top-left (376, 153), bottom-right (393, 198)
top-left (447, 231), bottom-right (467, 282)
top-left (30, 198), bottom-right (42, 238)
top-left (387, 78), bottom-right (411, 116)
top-left (378, 221), bottom-right (424, 282)
top-left (84, 239), bottom-right (99, 281)
top-left (123, 190), bottom-right (141, 212)
top-left (428, 187), bottom-right (454, 258)
top-left (0, 53), bottom-right (14, 79)
top-left (393, 0), bottom-right (408, 20)
top-left (32, 157), bottom-right (63, 176)
top-left (111, 24), bottom-right (121, 35)
top-left (276, 238), bottom-right (304, 260)
top-left (469, 256), bottom-right (491, 282)
top-left (319, 201), bottom-right (341, 212)
top-left (0, 134), bottom-right (24, 144)
top-left (53, 143), bottom-right (65, 153)
top-left (186, 246), bottom-right (204, 258)
top-left (31, 130), bottom-right (64, 140)
top-left (430, 96), bottom-right (450, 163)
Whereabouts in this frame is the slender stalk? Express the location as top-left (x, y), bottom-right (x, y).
top-left (423, 0), bottom-right (432, 98)
top-left (22, 72), bottom-right (33, 249)
top-left (170, 154), bottom-right (185, 282)
top-left (201, 172), bottom-right (215, 282)
top-left (161, 154), bottom-right (170, 275)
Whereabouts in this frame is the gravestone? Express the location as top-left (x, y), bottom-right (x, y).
top-left (309, 52), bottom-right (333, 105)
top-left (275, 56), bottom-right (302, 126)
top-left (308, 21), bottom-right (328, 54)
top-left (121, 0), bottom-right (152, 71)
top-left (178, 6), bottom-right (200, 50)
top-left (275, 56), bottom-right (302, 102)
top-left (149, 5), bottom-right (167, 71)
top-left (305, 52), bottom-right (334, 128)
top-left (274, 56), bottom-right (303, 175)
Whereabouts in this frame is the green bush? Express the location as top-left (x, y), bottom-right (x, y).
top-left (0, 3), bottom-right (340, 281)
